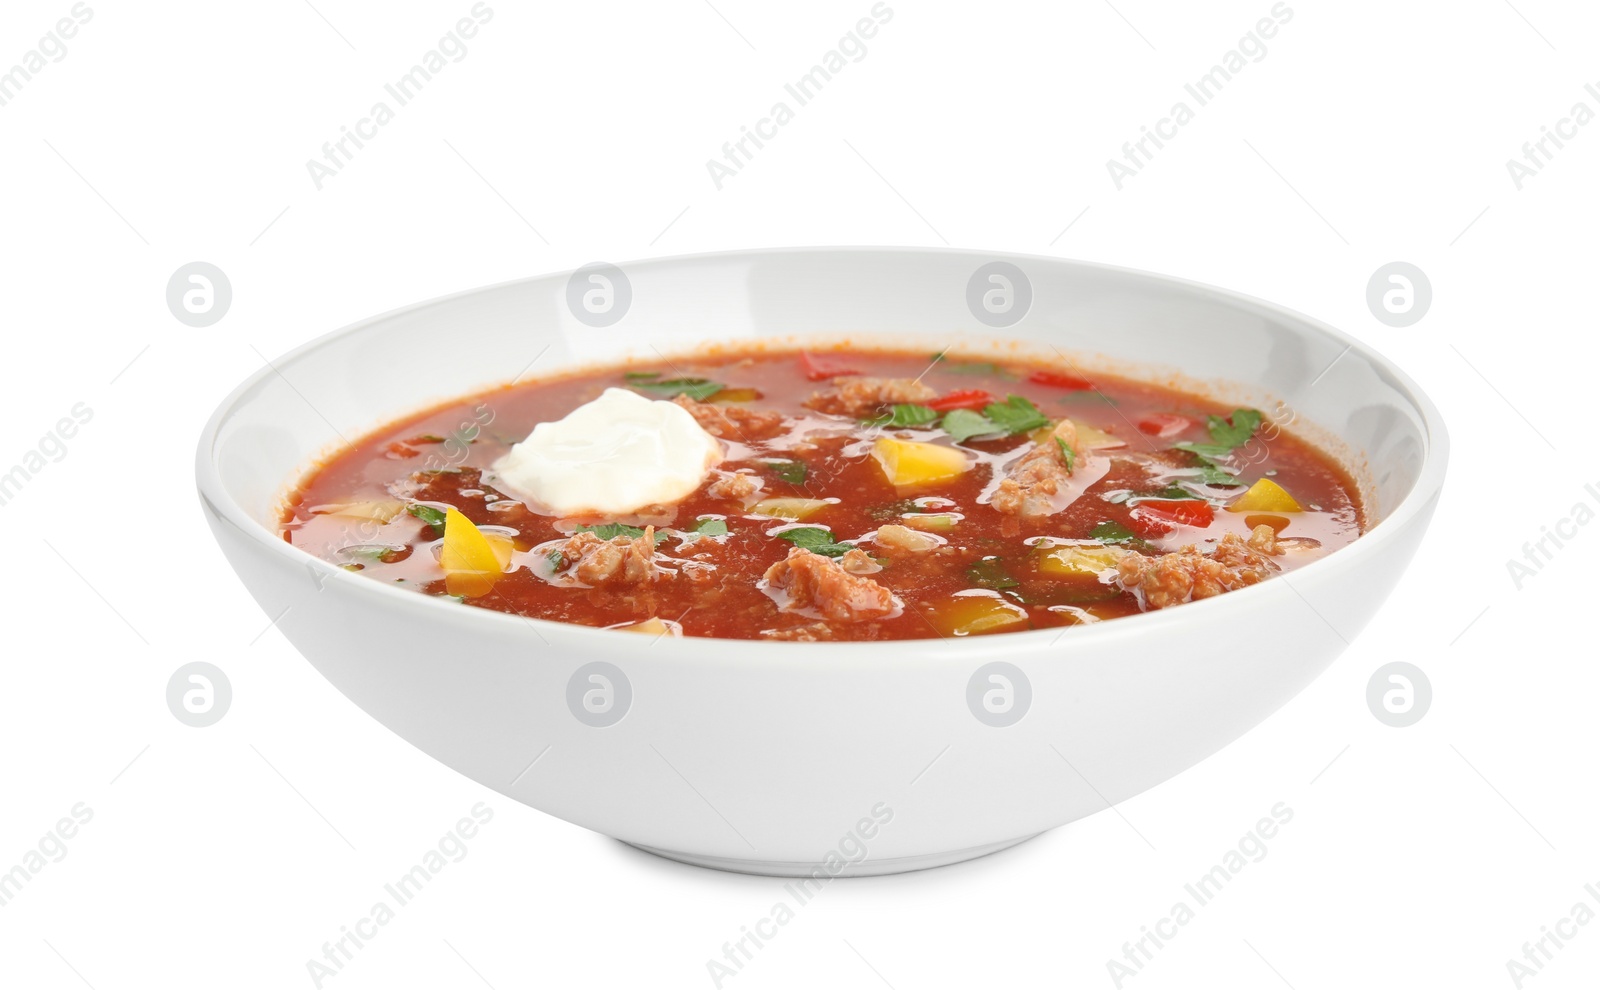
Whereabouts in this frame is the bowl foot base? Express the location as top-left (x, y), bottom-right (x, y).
top-left (622, 832), bottom-right (1043, 877)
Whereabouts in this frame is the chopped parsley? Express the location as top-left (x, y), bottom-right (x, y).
top-left (1170, 408), bottom-right (1262, 487)
top-left (692, 518), bottom-right (729, 537)
top-left (928, 355), bottom-right (1018, 378)
top-left (1094, 521), bottom-right (1145, 546)
top-left (1104, 483), bottom-right (1203, 505)
top-left (1055, 436), bottom-right (1075, 471)
top-left (406, 503), bottom-right (447, 536)
top-left (576, 522), bottom-right (671, 544)
top-left (939, 408), bottom-right (1002, 444)
top-left (627, 377), bottom-right (725, 402)
top-left (982, 394), bottom-right (1050, 435)
top-left (546, 550), bottom-right (567, 570)
top-left (1205, 408), bottom-right (1264, 448)
top-left (939, 394), bottom-right (1049, 444)
top-left (871, 403), bottom-right (940, 428)
top-left (966, 557), bottom-right (1019, 590)
top-left (765, 459), bottom-right (808, 485)
top-left (342, 544), bottom-right (408, 564)
top-left (774, 526), bottom-right (852, 556)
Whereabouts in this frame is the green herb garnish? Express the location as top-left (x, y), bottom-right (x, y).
top-left (1090, 521), bottom-right (1142, 544)
top-left (1205, 409), bottom-right (1264, 448)
top-left (872, 403), bottom-right (940, 428)
top-left (406, 503), bottom-right (447, 536)
top-left (546, 550), bottom-right (567, 570)
top-left (341, 544), bottom-right (408, 564)
top-left (774, 527), bottom-right (852, 556)
top-left (966, 557), bottom-right (1019, 590)
top-left (692, 518), bottom-right (729, 537)
top-left (928, 355), bottom-right (1017, 377)
top-left (628, 377), bottom-right (724, 401)
top-left (576, 522), bottom-right (671, 544)
top-left (982, 394), bottom-right (1050, 435)
top-left (939, 408), bottom-right (1002, 444)
top-left (1169, 408), bottom-right (1261, 486)
top-left (765, 459), bottom-right (807, 485)
top-left (1055, 436), bottom-right (1075, 472)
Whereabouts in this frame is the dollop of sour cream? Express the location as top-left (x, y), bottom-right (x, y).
top-left (491, 388), bottom-right (723, 516)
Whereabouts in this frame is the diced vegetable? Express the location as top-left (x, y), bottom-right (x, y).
top-left (752, 497), bottom-right (832, 520)
top-left (1071, 420), bottom-right (1124, 449)
top-left (799, 351), bottom-right (860, 381)
top-left (1038, 545), bottom-right (1125, 577)
top-left (710, 387), bottom-right (762, 403)
top-left (874, 525), bottom-right (941, 551)
top-left (441, 507), bottom-right (512, 598)
top-left (615, 616), bottom-right (679, 636)
top-left (1027, 369), bottom-right (1093, 390)
top-left (1227, 478), bottom-right (1302, 513)
top-left (927, 592), bottom-right (1030, 637)
top-left (901, 512), bottom-right (960, 531)
top-left (319, 500), bottom-right (407, 523)
top-left (1244, 513), bottom-right (1290, 533)
top-left (1129, 499), bottom-right (1215, 536)
top-left (928, 389), bottom-right (994, 412)
top-left (1138, 413), bottom-right (1191, 438)
top-left (871, 437), bottom-right (970, 489)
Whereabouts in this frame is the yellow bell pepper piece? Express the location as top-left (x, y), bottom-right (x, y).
top-left (871, 437), bottom-right (969, 489)
top-left (752, 497), bottom-right (833, 520)
top-left (927, 592), bottom-right (1030, 637)
top-left (1226, 478), bottom-right (1302, 513)
top-left (441, 507), bottom-right (512, 597)
top-left (1039, 545), bottom-right (1125, 577)
top-left (1072, 420), bottom-right (1124, 449)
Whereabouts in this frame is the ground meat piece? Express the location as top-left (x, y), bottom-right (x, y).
top-left (761, 621), bottom-right (835, 642)
top-left (874, 524), bottom-right (941, 552)
top-left (762, 547), bottom-right (899, 621)
top-left (802, 377), bottom-right (937, 418)
top-left (707, 471), bottom-right (763, 500)
top-left (1246, 523), bottom-right (1281, 555)
top-left (673, 394), bottom-right (786, 440)
top-left (554, 526), bottom-right (667, 587)
top-left (991, 420), bottom-right (1081, 518)
top-left (1115, 531), bottom-right (1280, 610)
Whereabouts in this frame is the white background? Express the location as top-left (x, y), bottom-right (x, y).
top-left (1, 0), bottom-right (1596, 987)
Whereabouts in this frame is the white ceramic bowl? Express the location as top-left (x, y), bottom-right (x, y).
top-left (197, 248), bottom-right (1446, 876)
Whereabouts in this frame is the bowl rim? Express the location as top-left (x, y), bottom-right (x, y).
top-left (195, 245), bottom-right (1449, 656)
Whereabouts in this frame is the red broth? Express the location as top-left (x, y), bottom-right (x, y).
top-left (282, 349), bottom-right (1363, 640)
